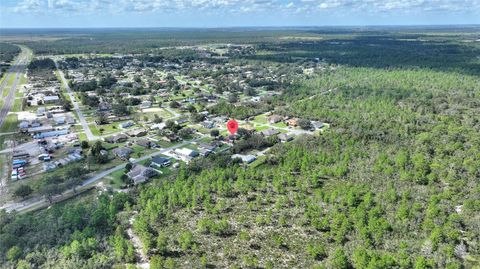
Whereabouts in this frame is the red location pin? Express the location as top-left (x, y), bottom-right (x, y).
top-left (227, 119), bottom-right (238, 135)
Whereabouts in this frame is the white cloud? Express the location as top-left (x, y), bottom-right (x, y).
top-left (10, 0), bottom-right (480, 15)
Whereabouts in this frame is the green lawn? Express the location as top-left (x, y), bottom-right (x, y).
top-left (0, 114), bottom-right (18, 133)
top-left (252, 114), bottom-right (268, 124)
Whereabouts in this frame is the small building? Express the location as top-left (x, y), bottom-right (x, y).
top-left (136, 139), bottom-right (154, 148)
top-left (198, 142), bottom-right (217, 152)
top-left (104, 134), bottom-right (128, 143)
top-left (201, 121), bottom-right (215, 129)
top-left (54, 116), bottom-right (66, 125)
top-left (278, 133), bottom-right (294, 142)
top-left (175, 118), bottom-right (188, 125)
top-left (150, 123), bottom-right (166, 130)
top-left (127, 164), bottom-right (158, 185)
top-left (260, 129), bottom-right (280, 137)
top-left (36, 107), bottom-right (46, 117)
top-left (127, 129), bottom-right (147, 137)
top-left (232, 154), bottom-right (256, 164)
top-left (33, 129), bottom-right (69, 139)
top-left (151, 156), bottom-right (171, 168)
top-left (268, 114), bottom-right (283, 124)
top-left (119, 121), bottom-right (134, 129)
top-left (311, 121), bottom-right (325, 129)
top-left (112, 147), bottom-right (133, 160)
top-left (140, 101), bottom-right (152, 109)
top-left (43, 95), bottom-right (60, 104)
top-left (199, 148), bottom-right (212, 157)
top-left (287, 118), bottom-right (299, 127)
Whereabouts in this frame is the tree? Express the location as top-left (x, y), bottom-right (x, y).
top-left (330, 248), bottom-right (349, 269)
top-left (150, 256), bottom-right (165, 269)
top-left (210, 129), bottom-right (220, 137)
top-left (66, 177), bottom-right (83, 193)
top-left (40, 184), bottom-right (62, 204)
top-left (13, 185), bottom-right (33, 200)
top-left (169, 101), bottom-right (181, 108)
top-left (156, 232), bottom-right (168, 255)
top-left (65, 164), bottom-right (88, 181)
top-left (81, 141), bottom-right (89, 149)
top-left (298, 119), bottom-right (313, 130)
top-left (6, 246), bottom-right (22, 261)
top-left (153, 114), bottom-right (163, 123)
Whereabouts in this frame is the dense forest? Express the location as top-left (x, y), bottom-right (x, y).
top-left (0, 43), bottom-right (20, 74)
top-left (1, 28), bottom-right (480, 268)
top-left (0, 43), bottom-right (20, 63)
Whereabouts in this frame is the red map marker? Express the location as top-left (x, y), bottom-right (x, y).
top-left (227, 119), bottom-right (238, 135)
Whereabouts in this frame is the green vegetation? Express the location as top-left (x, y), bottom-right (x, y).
top-left (1, 27), bottom-right (479, 269)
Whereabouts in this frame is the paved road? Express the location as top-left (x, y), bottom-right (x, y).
top-left (0, 47), bottom-right (30, 128)
top-left (55, 61), bottom-right (97, 141)
top-left (1, 136), bottom-right (203, 213)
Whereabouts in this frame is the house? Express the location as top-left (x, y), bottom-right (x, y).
top-left (66, 116), bottom-right (76, 125)
top-left (136, 139), bottom-right (154, 148)
top-left (311, 121), bottom-right (325, 129)
top-left (140, 100), bottom-right (152, 109)
top-left (36, 107), bottom-right (46, 116)
top-left (278, 133), bottom-right (294, 142)
top-left (232, 154), bottom-right (256, 164)
top-left (199, 148), bottom-right (212, 157)
top-left (104, 134), bottom-right (128, 143)
top-left (43, 95), bottom-right (60, 104)
top-left (119, 121), bottom-right (134, 129)
top-left (268, 114), bottom-right (283, 124)
top-left (112, 147), bottom-right (133, 160)
top-left (201, 121), bottom-right (215, 129)
top-left (151, 156), bottom-right (171, 168)
top-left (198, 142), bottom-right (217, 152)
top-left (174, 148), bottom-right (199, 161)
top-left (161, 134), bottom-right (180, 143)
top-left (18, 121), bottom-right (29, 130)
top-left (287, 118), bottom-right (299, 127)
top-left (34, 129), bottom-right (69, 139)
top-left (127, 164), bottom-right (158, 185)
top-left (260, 129), bottom-right (280, 137)
top-left (150, 123), bottom-right (166, 130)
top-left (175, 118), bottom-right (188, 125)
top-left (127, 129), bottom-right (147, 137)
top-left (54, 116), bottom-right (66, 125)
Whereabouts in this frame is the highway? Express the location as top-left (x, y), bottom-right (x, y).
top-left (54, 61), bottom-right (97, 141)
top-left (1, 136), bottom-right (203, 213)
top-left (0, 46), bottom-right (31, 128)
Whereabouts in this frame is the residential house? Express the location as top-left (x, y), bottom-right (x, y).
top-left (104, 134), bottom-right (128, 144)
top-left (174, 148), bottom-right (199, 161)
top-left (43, 95), bottom-right (60, 104)
top-left (150, 123), bottom-right (166, 130)
top-left (287, 118), bottom-right (299, 127)
top-left (151, 156), bottom-right (171, 168)
top-left (268, 114), bottom-right (283, 124)
top-left (311, 121), bottom-right (325, 129)
top-left (119, 121), bottom-right (134, 129)
top-left (201, 121), bottom-right (215, 129)
top-left (127, 129), bottom-right (147, 137)
top-left (260, 129), bottom-right (280, 137)
top-left (127, 164), bottom-right (158, 185)
top-left (112, 147), bottom-right (133, 160)
top-left (136, 139), bottom-right (155, 148)
top-left (232, 154), bottom-right (256, 164)
top-left (278, 133), bottom-right (294, 142)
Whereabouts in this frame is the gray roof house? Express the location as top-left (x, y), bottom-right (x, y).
top-left (127, 164), bottom-right (158, 185)
top-left (112, 147), bottom-right (133, 160)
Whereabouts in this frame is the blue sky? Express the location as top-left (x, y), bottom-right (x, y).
top-left (1, 0), bottom-right (479, 28)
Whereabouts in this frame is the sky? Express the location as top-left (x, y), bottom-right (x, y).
top-left (0, 0), bottom-right (479, 28)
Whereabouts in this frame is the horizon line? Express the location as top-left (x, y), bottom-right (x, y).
top-left (1, 24), bottom-right (480, 30)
